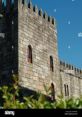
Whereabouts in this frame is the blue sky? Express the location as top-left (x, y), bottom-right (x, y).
top-left (3, 0), bottom-right (82, 69)
top-left (32, 0), bottom-right (82, 69)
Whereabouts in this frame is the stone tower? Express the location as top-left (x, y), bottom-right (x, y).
top-left (0, 0), bottom-right (61, 97)
top-left (18, 0), bottom-right (61, 97)
top-left (0, 0), bottom-right (18, 85)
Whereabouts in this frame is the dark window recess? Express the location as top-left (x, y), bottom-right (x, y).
top-left (28, 45), bottom-right (32, 63)
top-left (64, 84), bottom-right (67, 96)
top-left (50, 83), bottom-right (55, 101)
top-left (64, 84), bottom-right (69, 96)
top-left (50, 56), bottom-right (54, 72)
top-left (67, 85), bottom-right (69, 96)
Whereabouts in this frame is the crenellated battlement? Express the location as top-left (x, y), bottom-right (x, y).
top-left (19, 0), bottom-right (55, 26)
top-left (60, 61), bottom-right (82, 78)
top-left (0, 0), bottom-right (55, 25)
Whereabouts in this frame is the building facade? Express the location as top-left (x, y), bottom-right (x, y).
top-left (0, 0), bottom-right (82, 99)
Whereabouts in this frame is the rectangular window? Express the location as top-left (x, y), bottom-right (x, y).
top-left (64, 84), bottom-right (69, 96)
top-left (67, 85), bottom-right (69, 96)
top-left (50, 56), bottom-right (54, 72)
top-left (28, 45), bottom-right (32, 63)
top-left (64, 84), bottom-right (67, 96)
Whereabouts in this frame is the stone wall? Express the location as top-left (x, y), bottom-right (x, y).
top-left (18, 1), bottom-right (61, 97)
top-left (60, 61), bottom-right (82, 98)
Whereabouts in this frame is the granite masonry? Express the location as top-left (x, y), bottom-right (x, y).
top-left (0, 0), bottom-right (82, 99)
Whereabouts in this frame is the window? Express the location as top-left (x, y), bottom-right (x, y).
top-left (28, 45), bottom-right (32, 63)
top-left (64, 84), bottom-right (69, 96)
top-left (50, 56), bottom-right (54, 72)
top-left (67, 85), bottom-right (69, 96)
top-left (64, 84), bottom-right (67, 96)
top-left (50, 83), bottom-right (55, 101)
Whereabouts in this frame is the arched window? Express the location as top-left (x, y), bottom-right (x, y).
top-left (50, 56), bottom-right (54, 72)
top-left (28, 45), bottom-right (32, 63)
top-left (50, 83), bottom-right (55, 101)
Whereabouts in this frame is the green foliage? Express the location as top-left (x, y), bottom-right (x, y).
top-left (55, 97), bottom-right (66, 109)
top-left (0, 75), bottom-right (82, 109)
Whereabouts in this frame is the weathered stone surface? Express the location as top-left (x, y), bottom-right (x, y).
top-left (18, 2), bottom-right (61, 97)
top-left (0, 1), bottom-right (82, 99)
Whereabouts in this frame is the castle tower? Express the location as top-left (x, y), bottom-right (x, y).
top-left (0, 0), bottom-right (61, 98)
top-left (18, 0), bottom-right (61, 98)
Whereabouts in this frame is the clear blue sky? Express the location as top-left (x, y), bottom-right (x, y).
top-left (3, 0), bottom-right (82, 69)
